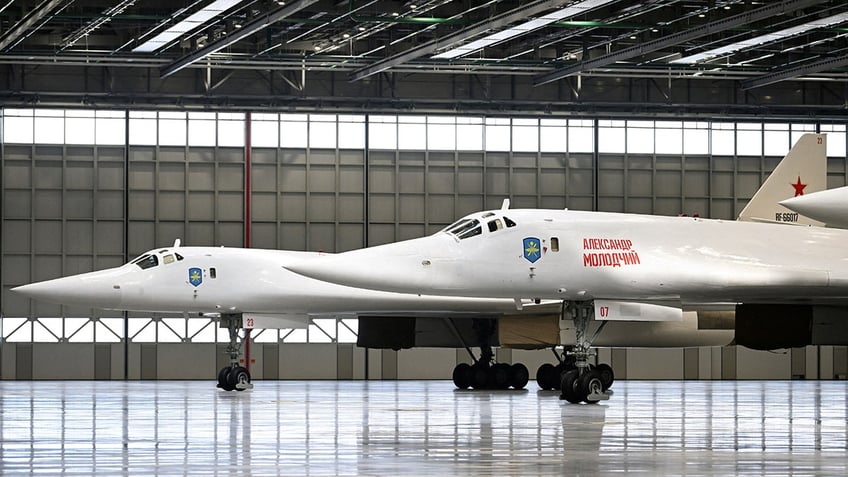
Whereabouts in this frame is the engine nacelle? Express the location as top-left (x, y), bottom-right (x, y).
top-left (735, 304), bottom-right (848, 350)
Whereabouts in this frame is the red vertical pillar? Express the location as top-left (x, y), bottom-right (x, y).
top-left (244, 112), bottom-right (252, 372)
top-left (245, 111), bottom-right (252, 248)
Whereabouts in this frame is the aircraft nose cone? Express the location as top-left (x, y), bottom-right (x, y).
top-left (11, 282), bottom-right (55, 300)
top-left (286, 245), bottom-right (433, 294)
top-left (12, 271), bottom-right (124, 308)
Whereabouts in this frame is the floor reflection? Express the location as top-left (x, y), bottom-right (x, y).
top-left (0, 380), bottom-right (845, 475)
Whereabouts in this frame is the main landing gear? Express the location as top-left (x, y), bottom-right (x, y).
top-left (535, 349), bottom-right (576, 391)
top-left (451, 319), bottom-right (530, 390)
top-left (216, 314), bottom-right (253, 392)
top-left (558, 301), bottom-right (614, 404)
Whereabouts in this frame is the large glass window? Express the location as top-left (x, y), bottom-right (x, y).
top-left (456, 117), bottom-right (483, 151)
top-left (251, 113), bottom-right (279, 147)
top-left (159, 111), bottom-right (187, 146)
top-left (682, 122), bottom-right (709, 155)
top-left (598, 120), bottom-right (625, 153)
top-left (397, 116), bottom-right (426, 150)
top-left (736, 123), bottom-right (763, 156)
top-left (655, 121), bottom-right (683, 155)
top-left (485, 117), bottom-right (510, 151)
top-left (338, 115), bottom-right (365, 149)
top-left (129, 110), bottom-right (157, 145)
top-left (280, 113), bottom-right (308, 148)
top-left (821, 124), bottom-right (846, 158)
top-left (540, 119), bottom-right (567, 153)
top-left (217, 112), bottom-right (245, 147)
top-left (568, 119), bottom-right (594, 153)
top-left (189, 112), bottom-right (216, 147)
top-left (711, 122), bottom-right (735, 155)
top-left (627, 120), bottom-right (654, 154)
top-left (428, 116), bottom-right (456, 151)
top-left (512, 118), bottom-right (539, 152)
top-left (309, 114), bottom-right (337, 149)
top-left (368, 115), bottom-right (397, 149)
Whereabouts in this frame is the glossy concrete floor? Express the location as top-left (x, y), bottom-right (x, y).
top-left (0, 380), bottom-right (846, 476)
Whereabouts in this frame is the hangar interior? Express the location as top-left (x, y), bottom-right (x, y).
top-left (3, 0), bottom-right (848, 382)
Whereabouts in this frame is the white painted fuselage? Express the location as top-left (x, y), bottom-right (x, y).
top-left (12, 246), bottom-right (524, 316)
top-left (286, 208), bottom-right (848, 305)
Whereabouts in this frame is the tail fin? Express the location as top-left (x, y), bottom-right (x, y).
top-left (737, 133), bottom-right (826, 225)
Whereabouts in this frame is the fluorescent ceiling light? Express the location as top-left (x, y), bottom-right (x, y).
top-left (432, 0), bottom-right (614, 60)
top-left (133, 0), bottom-right (246, 53)
top-left (672, 11), bottom-right (848, 64)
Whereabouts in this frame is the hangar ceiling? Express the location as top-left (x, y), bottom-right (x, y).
top-left (1, 0), bottom-right (847, 116)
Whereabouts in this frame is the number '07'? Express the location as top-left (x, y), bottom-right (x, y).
top-left (599, 306), bottom-right (609, 318)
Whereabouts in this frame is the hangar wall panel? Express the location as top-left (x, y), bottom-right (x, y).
top-left (279, 344), bottom-right (338, 379)
top-left (32, 344), bottom-right (94, 379)
top-left (625, 349), bottom-right (685, 379)
top-left (156, 344), bottom-right (217, 380)
top-left (396, 348), bottom-right (457, 379)
top-left (736, 347), bottom-right (792, 380)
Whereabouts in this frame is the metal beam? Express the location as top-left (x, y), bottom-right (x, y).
top-left (0, 0), bottom-right (69, 51)
top-left (160, 0), bottom-right (319, 78)
top-left (349, 0), bottom-right (573, 82)
top-left (533, 0), bottom-right (824, 86)
top-left (742, 54), bottom-right (848, 90)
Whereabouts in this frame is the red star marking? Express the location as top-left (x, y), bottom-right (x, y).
top-left (791, 176), bottom-right (807, 197)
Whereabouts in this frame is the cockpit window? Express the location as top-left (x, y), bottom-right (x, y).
top-left (131, 254), bottom-right (159, 270)
top-left (487, 218), bottom-right (504, 233)
top-left (163, 254), bottom-right (175, 264)
top-left (445, 219), bottom-right (471, 234)
top-left (458, 226), bottom-right (482, 239)
top-left (504, 216), bottom-right (516, 228)
top-left (449, 219), bottom-right (479, 237)
top-left (175, 253), bottom-right (184, 261)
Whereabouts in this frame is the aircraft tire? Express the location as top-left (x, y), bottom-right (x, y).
top-left (595, 363), bottom-right (614, 391)
top-left (227, 366), bottom-right (251, 392)
top-left (560, 369), bottom-right (582, 404)
top-left (510, 363), bottom-right (529, 390)
top-left (578, 370), bottom-right (604, 404)
top-left (217, 367), bottom-right (235, 391)
top-left (536, 363), bottom-right (556, 390)
top-left (470, 365), bottom-right (490, 390)
top-left (452, 363), bottom-right (472, 389)
top-left (491, 363), bottom-right (511, 389)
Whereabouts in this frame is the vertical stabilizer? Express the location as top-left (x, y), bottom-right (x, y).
top-left (738, 133), bottom-right (826, 225)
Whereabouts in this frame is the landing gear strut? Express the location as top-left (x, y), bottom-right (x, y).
top-left (559, 301), bottom-right (614, 404)
top-left (216, 314), bottom-right (253, 392)
top-left (450, 318), bottom-right (529, 390)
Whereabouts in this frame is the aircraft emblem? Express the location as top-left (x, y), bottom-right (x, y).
top-left (523, 237), bottom-right (542, 263)
top-left (189, 268), bottom-right (203, 287)
top-left (791, 176), bottom-right (807, 197)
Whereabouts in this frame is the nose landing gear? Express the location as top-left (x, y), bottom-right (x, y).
top-left (559, 301), bottom-right (613, 404)
top-left (216, 314), bottom-right (253, 392)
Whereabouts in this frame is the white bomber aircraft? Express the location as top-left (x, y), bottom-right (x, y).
top-left (10, 134), bottom-right (823, 397)
top-left (781, 185), bottom-right (848, 228)
top-left (284, 134), bottom-right (848, 404)
top-left (11, 240), bottom-right (736, 392)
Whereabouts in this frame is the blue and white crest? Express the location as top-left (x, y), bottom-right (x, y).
top-left (523, 237), bottom-right (542, 263)
top-left (188, 267), bottom-right (203, 287)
